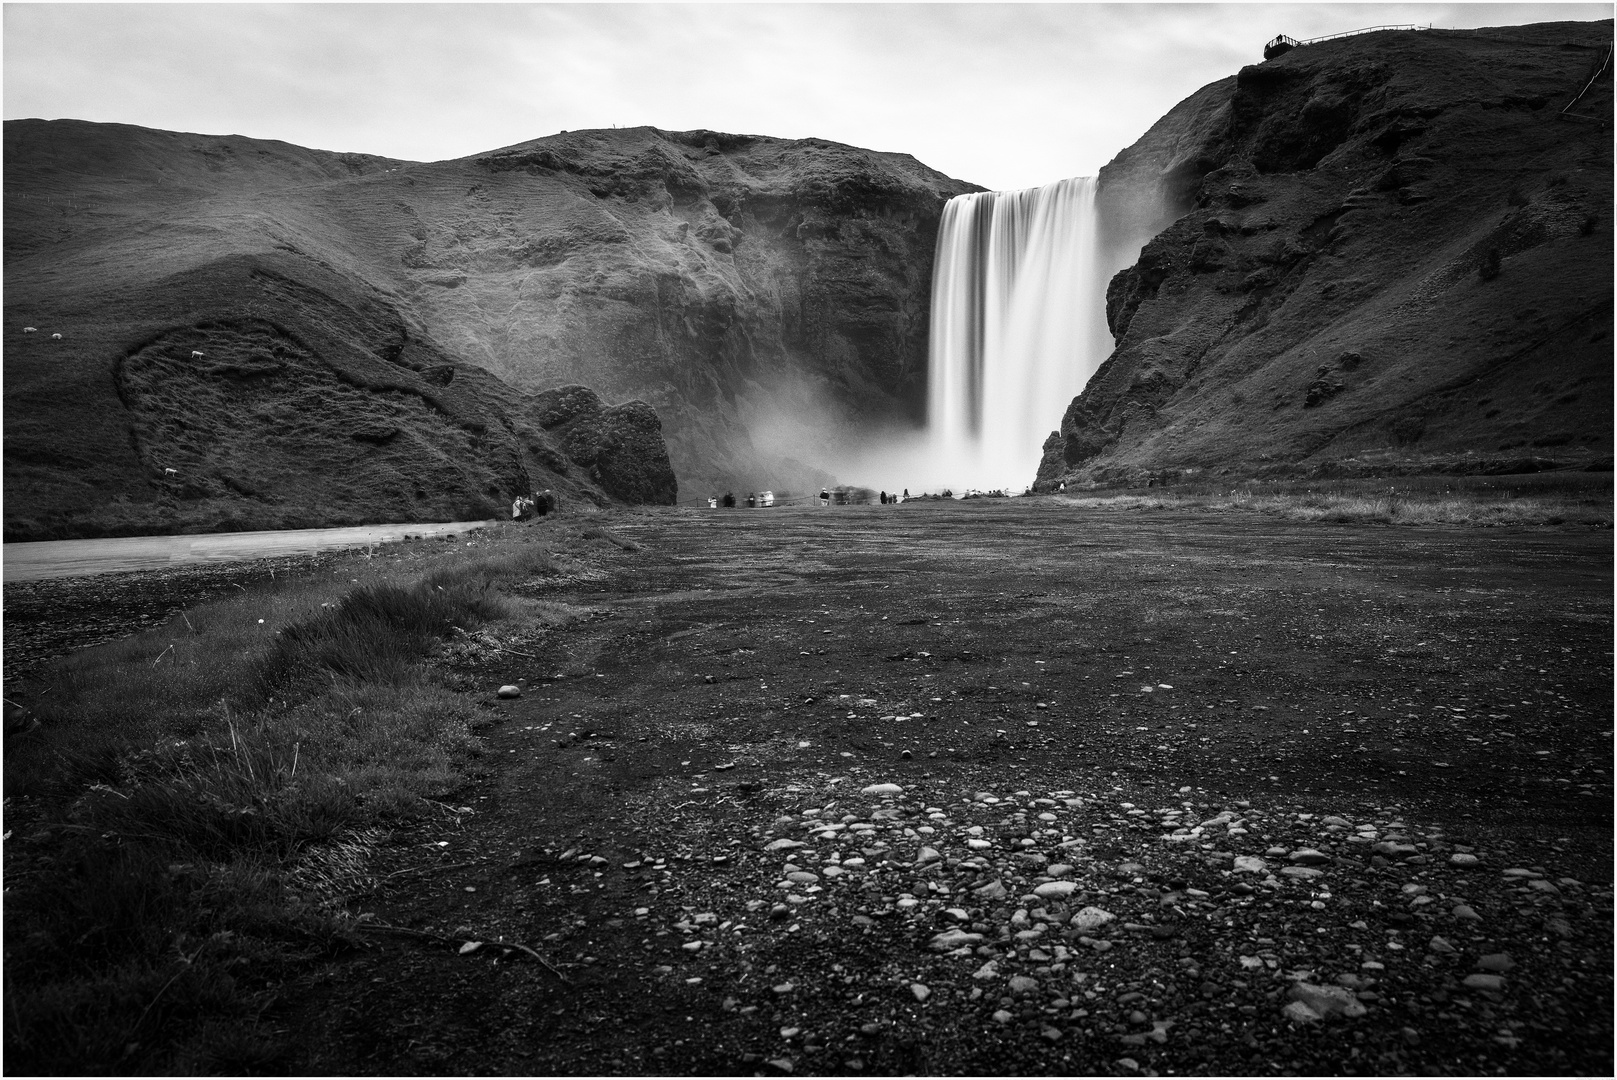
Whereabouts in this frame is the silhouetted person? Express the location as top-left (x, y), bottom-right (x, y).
top-left (722, 492), bottom-right (736, 508)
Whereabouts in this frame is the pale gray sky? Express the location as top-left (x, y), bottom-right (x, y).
top-left (4, 3), bottom-right (1609, 190)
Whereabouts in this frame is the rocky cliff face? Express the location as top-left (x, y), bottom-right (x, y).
top-left (1038, 21), bottom-right (1613, 488)
top-left (3, 121), bottom-right (973, 538)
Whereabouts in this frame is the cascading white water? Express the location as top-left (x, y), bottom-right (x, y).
top-left (926, 176), bottom-right (1113, 489)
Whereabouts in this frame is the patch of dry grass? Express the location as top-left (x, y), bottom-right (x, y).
top-left (1052, 482), bottom-right (1612, 527)
top-left (2, 529), bottom-right (575, 1073)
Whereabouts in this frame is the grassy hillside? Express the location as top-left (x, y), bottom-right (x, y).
top-left (4, 121), bottom-right (976, 534)
top-left (1039, 20), bottom-right (1613, 488)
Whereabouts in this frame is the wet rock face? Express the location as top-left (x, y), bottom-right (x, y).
top-left (453, 128), bottom-right (981, 494)
top-left (1039, 20), bottom-right (1614, 490)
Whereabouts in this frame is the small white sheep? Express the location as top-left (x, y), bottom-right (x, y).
top-left (191, 350), bottom-right (205, 359)
top-left (22, 327), bottom-right (36, 333)
top-left (50, 333), bottom-right (62, 340)
top-left (163, 467), bottom-right (178, 476)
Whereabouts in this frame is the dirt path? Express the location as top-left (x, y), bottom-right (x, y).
top-left (280, 503), bottom-right (1611, 1075)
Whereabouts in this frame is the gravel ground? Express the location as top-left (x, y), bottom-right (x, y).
top-left (8, 503), bottom-right (1611, 1074)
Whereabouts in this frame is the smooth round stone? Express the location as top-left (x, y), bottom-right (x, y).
top-left (1008, 975), bottom-right (1041, 995)
top-left (1047, 863), bottom-right (1075, 877)
top-left (497, 685), bottom-right (521, 698)
top-left (1449, 853), bottom-right (1481, 867)
top-left (1281, 866), bottom-right (1325, 879)
top-left (862, 783), bottom-right (904, 796)
top-left (1034, 880), bottom-right (1079, 899)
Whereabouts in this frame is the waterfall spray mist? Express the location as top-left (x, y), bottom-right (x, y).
top-left (925, 177), bottom-right (1112, 490)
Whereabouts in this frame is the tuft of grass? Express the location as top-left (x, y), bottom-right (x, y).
top-left (3, 528), bottom-right (573, 1073)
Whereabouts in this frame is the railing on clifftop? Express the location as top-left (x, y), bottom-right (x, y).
top-left (1558, 40), bottom-right (1614, 127)
top-left (1264, 24), bottom-right (1430, 60)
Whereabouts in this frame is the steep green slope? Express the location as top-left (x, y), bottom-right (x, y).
top-left (1038, 21), bottom-right (1613, 488)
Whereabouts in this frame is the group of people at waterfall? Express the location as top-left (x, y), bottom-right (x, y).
top-left (701, 488), bottom-right (912, 508)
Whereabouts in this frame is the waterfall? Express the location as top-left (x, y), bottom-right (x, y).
top-left (926, 176), bottom-right (1113, 489)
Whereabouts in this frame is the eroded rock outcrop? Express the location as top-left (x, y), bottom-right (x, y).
top-left (1038, 21), bottom-right (1613, 488)
top-left (525, 386), bottom-right (678, 506)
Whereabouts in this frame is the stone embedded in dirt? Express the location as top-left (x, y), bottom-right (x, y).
top-left (1477, 952), bottom-right (1516, 972)
top-left (1040, 1025), bottom-right (1063, 1042)
top-left (992, 1010), bottom-right (1013, 1024)
top-left (1289, 982), bottom-right (1368, 1019)
top-left (1449, 853), bottom-right (1481, 867)
top-left (1008, 975), bottom-right (1040, 996)
top-left (1069, 906), bottom-right (1116, 932)
top-left (1429, 935), bottom-right (1457, 953)
top-left (1289, 848), bottom-right (1330, 865)
top-left (459, 941), bottom-right (483, 955)
top-left (910, 982), bottom-right (932, 1002)
top-left (1047, 863), bottom-right (1074, 877)
top-left (973, 960), bottom-right (999, 980)
top-left (862, 783), bottom-right (903, 796)
top-left (1234, 855), bottom-right (1266, 873)
top-left (973, 879), bottom-right (1008, 899)
top-left (1281, 866), bottom-right (1324, 879)
top-left (497, 685), bottom-right (521, 698)
top-left (772, 982), bottom-right (795, 994)
top-left (1373, 841), bottom-right (1420, 860)
top-left (1463, 973), bottom-right (1506, 991)
top-left (767, 1057), bottom-right (795, 1073)
top-left (916, 847), bottom-right (941, 865)
top-left (1283, 1000), bottom-right (1324, 1024)
top-left (1034, 881), bottom-right (1078, 900)
top-left (765, 839), bottom-right (805, 852)
top-left (929, 929), bottom-right (983, 951)
top-left (1452, 904), bottom-right (1482, 921)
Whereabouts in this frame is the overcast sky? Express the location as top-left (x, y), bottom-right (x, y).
top-left (5, 3), bottom-right (1609, 190)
